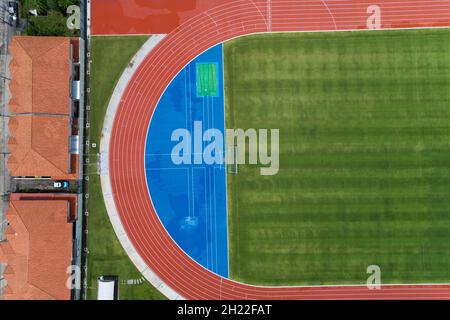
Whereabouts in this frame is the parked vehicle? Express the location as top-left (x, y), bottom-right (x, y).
top-left (8, 1), bottom-right (18, 16)
top-left (53, 181), bottom-right (70, 189)
top-left (7, 1), bottom-right (19, 27)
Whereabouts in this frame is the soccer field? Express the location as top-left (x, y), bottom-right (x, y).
top-left (224, 29), bottom-right (450, 286)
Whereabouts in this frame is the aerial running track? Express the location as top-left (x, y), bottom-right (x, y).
top-left (105, 0), bottom-right (450, 299)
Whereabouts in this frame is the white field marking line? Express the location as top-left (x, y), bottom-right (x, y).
top-left (191, 167), bottom-right (195, 219)
top-left (205, 95), bottom-right (212, 272)
top-left (253, 25), bottom-right (450, 33)
top-left (208, 95), bottom-right (219, 273)
top-left (204, 12), bottom-right (220, 35)
top-left (271, 21), bottom-right (450, 29)
top-left (269, 4), bottom-right (450, 16)
top-left (285, 3), bottom-right (450, 9)
top-left (271, 14), bottom-right (450, 22)
top-left (145, 167), bottom-right (192, 171)
top-left (198, 166), bottom-right (209, 269)
top-left (211, 94), bottom-right (220, 274)
top-left (189, 66), bottom-right (196, 221)
top-left (205, 94), bottom-right (211, 271)
top-left (270, 9), bottom-right (450, 19)
top-left (185, 65), bottom-right (193, 220)
top-left (209, 155), bottom-right (214, 271)
top-left (270, 4), bottom-right (450, 10)
top-left (267, 0), bottom-right (272, 31)
top-left (189, 63), bottom-right (193, 133)
top-left (187, 165), bottom-right (192, 219)
top-left (206, 96), bottom-right (213, 272)
top-left (272, 9), bottom-right (450, 15)
top-left (318, 0), bottom-right (337, 29)
top-left (268, 8), bottom-right (450, 14)
top-left (270, 5), bottom-right (450, 10)
top-left (246, 0), bottom-right (269, 30)
top-left (183, 69), bottom-right (194, 220)
top-left (144, 152), bottom-right (224, 157)
top-left (215, 60), bottom-right (228, 276)
top-left (112, 2), bottom-right (450, 296)
top-left (185, 68), bottom-right (189, 134)
top-left (271, 0), bottom-right (450, 6)
top-left (202, 95), bottom-right (210, 270)
top-left (213, 167), bottom-right (220, 274)
top-left (209, 95), bottom-right (219, 273)
top-left (168, 0), bottom-right (261, 36)
top-left (221, 43), bottom-right (231, 277)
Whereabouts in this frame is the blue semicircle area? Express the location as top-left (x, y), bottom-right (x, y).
top-left (144, 44), bottom-right (229, 278)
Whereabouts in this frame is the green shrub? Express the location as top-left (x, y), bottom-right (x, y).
top-left (21, 0), bottom-right (80, 36)
top-left (24, 11), bottom-right (77, 36)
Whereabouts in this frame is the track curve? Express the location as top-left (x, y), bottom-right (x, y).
top-left (109, 0), bottom-right (450, 299)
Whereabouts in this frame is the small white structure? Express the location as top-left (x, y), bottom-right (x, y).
top-left (70, 135), bottom-right (80, 154)
top-left (72, 80), bottom-right (81, 100)
top-left (97, 276), bottom-right (118, 300)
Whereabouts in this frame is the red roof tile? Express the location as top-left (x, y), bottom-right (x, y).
top-left (7, 115), bottom-right (72, 177)
top-left (2, 200), bottom-right (73, 300)
top-left (8, 36), bottom-right (71, 115)
top-left (7, 36), bottom-right (77, 179)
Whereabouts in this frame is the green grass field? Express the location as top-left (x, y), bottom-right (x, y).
top-left (87, 36), bottom-right (166, 300)
top-left (224, 29), bottom-right (450, 286)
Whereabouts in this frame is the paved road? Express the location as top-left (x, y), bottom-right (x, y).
top-left (0, 0), bottom-right (17, 298)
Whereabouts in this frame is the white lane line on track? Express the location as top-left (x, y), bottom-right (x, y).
top-left (318, 0), bottom-right (338, 29)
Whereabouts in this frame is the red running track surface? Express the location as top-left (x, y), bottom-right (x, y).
top-left (109, 0), bottom-right (450, 299)
top-left (91, 0), bottom-right (229, 35)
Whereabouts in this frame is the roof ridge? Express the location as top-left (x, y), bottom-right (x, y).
top-left (8, 201), bottom-right (31, 238)
top-left (30, 115), bottom-right (69, 175)
top-left (27, 281), bottom-right (57, 300)
top-left (11, 38), bottom-right (32, 60)
top-left (29, 148), bottom-right (66, 177)
top-left (13, 36), bottom-right (68, 59)
top-left (8, 41), bottom-right (33, 114)
top-left (43, 38), bottom-right (70, 56)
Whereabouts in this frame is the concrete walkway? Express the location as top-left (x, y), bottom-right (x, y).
top-left (99, 34), bottom-right (184, 300)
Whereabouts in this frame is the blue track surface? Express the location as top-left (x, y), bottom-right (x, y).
top-left (144, 44), bottom-right (229, 278)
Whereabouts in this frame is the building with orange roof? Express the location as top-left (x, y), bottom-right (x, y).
top-left (7, 36), bottom-right (80, 179)
top-left (0, 199), bottom-right (74, 300)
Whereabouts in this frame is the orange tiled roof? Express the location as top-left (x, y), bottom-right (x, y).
top-left (7, 115), bottom-right (71, 177)
top-left (0, 200), bottom-right (73, 300)
top-left (7, 36), bottom-right (77, 178)
top-left (8, 36), bottom-right (71, 115)
top-left (9, 193), bottom-right (78, 221)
